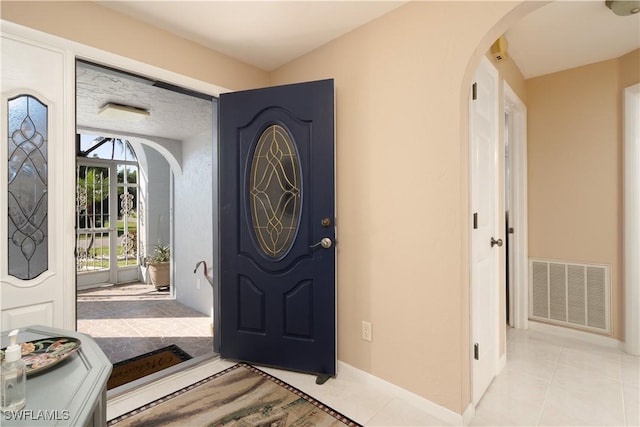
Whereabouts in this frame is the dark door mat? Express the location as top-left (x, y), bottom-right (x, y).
top-left (108, 344), bottom-right (192, 390)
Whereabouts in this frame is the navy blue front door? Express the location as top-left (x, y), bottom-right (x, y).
top-left (219, 79), bottom-right (335, 377)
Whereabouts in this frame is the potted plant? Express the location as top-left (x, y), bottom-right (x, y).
top-left (147, 244), bottom-right (170, 289)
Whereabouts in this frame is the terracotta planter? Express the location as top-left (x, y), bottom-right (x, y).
top-left (148, 262), bottom-right (170, 289)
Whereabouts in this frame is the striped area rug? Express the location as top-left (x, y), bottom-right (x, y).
top-left (108, 363), bottom-right (361, 426)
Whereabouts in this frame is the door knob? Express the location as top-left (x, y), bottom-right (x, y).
top-left (491, 237), bottom-right (503, 248)
top-left (310, 238), bottom-right (332, 249)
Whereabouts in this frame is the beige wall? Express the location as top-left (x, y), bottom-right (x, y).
top-left (527, 52), bottom-right (639, 339)
top-left (2, 0), bottom-right (546, 414)
top-left (619, 48), bottom-right (640, 90)
top-left (271, 1), bottom-right (540, 412)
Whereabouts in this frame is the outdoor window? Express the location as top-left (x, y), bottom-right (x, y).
top-left (76, 135), bottom-right (139, 273)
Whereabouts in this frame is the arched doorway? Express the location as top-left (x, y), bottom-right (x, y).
top-left (461, 1), bottom-right (544, 409)
top-left (460, 2), bottom-right (636, 414)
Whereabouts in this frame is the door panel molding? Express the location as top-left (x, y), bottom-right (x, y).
top-left (2, 302), bottom-right (53, 330)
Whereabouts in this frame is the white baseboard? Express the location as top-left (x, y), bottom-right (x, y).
top-left (462, 402), bottom-right (475, 426)
top-left (337, 361), bottom-right (465, 426)
top-left (528, 320), bottom-right (621, 349)
top-left (497, 352), bottom-right (507, 374)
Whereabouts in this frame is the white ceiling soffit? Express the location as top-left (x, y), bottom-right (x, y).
top-left (76, 62), bottom-right (213, 141)
top-left (97, 1), bottom-right (407, 72)
top-left (506, 1), bottom-right (640, 79)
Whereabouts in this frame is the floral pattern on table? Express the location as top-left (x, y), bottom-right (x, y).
top-left (1, 337), bottom-right (81, 375)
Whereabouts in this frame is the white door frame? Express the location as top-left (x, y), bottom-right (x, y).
top-left (1, 20), bottom-right (228, 329)
top-left (503, 82), bottom-right (528, 331)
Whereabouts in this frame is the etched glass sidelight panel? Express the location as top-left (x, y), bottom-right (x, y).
top-left (7, 95), bottom-right (48, 280)
top-left (249, 124), bottom-right (301, 258)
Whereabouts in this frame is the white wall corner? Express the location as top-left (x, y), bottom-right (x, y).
top-left (498, 352), bottom-right (507, 374)
top-left (462, 402), bottom-right (476, 426)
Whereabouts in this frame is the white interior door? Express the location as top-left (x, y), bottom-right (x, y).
top-left (1, 34), bottom-right (72, 329)
top-left (470, 56), bottom-right (500, 405)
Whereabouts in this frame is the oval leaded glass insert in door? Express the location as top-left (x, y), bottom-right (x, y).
top-left (7, 95), bottom-right (48, 280)
top-left (249, 124), bottom-right (301, 258)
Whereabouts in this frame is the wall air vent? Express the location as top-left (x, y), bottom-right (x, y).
top-left (529, 259), bottom-right (610, 333)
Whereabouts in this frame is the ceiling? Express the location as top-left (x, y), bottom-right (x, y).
top-left (79, 1), bottom-right (640, 142)
top-left (505, 1), bottom-right (640, 79)
top-left (97, 1), bottom-right (408, 72)
top-left (98, 0), bottom-right (639, 77)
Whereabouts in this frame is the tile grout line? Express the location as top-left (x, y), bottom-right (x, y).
top-left (121, 317), bottom-right (147, 338)
top-left (77, 283), bottom-right (214, 363)
top-left (619, 352), bottom-right (628, 427)
top-left (362, 395), bottom-right (397, 427)
top-left (535, 341), bottom-right (562, 427)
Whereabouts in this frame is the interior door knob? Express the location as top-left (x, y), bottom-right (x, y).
top-left (491, 237), bottom-right (503, 248)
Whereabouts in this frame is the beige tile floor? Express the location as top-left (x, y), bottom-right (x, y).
top-left (470, 326), bottom-right (639, 427)
top-left (108, 322), bottom-right (640, 426)
top-left (77, 282), bottom-right (214, 364)
top-left (264, 325), bottom-right (640, 426)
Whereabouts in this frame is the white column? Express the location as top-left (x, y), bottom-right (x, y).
top-left (624, 83), bottom-right (640, 356)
